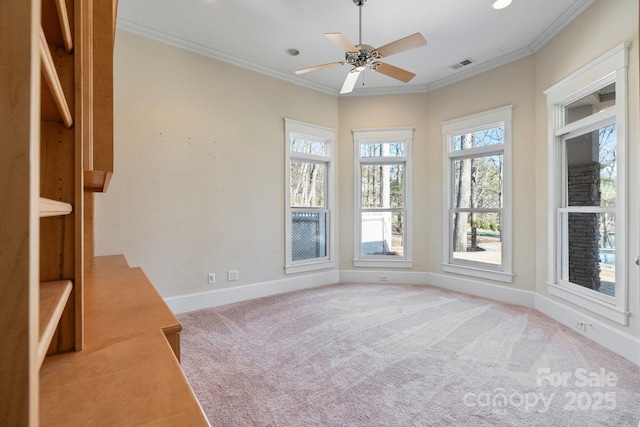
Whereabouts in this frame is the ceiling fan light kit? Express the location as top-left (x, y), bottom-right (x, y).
top-left (295, 0), bottom-right (427, 94)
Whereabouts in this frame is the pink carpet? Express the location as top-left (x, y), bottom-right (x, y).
top-left (178, 283), bottom-right (640, 426)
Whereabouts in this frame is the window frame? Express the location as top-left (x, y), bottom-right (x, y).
top-left (284, 119), bottom-right (336, 274)
top-left (441, 106), bottom-right (513, 283)
top-left (544, 43), bottom-right (630, 325)
top-left (353, 128), bottom-right (413, 268)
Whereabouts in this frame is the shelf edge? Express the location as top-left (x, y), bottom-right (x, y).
top-left (38, 280), bottom-right (73, 367)
top-left (39, 27), bottom-right (73, 128)
top-left (39, 197), bottom-right (73, 217)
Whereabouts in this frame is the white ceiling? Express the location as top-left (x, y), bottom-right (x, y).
top-left (116, 0), bottom-right (597, 96)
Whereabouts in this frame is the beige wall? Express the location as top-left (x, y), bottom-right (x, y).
top-left (533, 0), bottom-right (639, 331)
top-left (95, 31), bottom-right (338, 297)
top-left (337, 93), bottom-right (430, 272)
top-left (97, 0), bottom-right (638, 340)
top-left (338, 56), bottom-right (537, 292)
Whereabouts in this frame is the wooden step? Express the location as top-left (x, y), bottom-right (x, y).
top-left (38, 280), bottom-right (73, 367)
top-left (39, 197), bottom-right (72, 218)
top-left (39, 27), bottom-right (73, 127)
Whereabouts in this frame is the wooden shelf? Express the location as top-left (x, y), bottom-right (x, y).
top-left (38, 280), bottom-right (73, 367)
top-left (84, 169), bottom-right (113, 193)
top-left (42, 0), bottom-right (73, 52)
top-left (54, 0), bottom-right (73, 52)
top-left (39, 27), bottom-right (73, 128)
top-left (39, 197), bottom-right (72, 217)
top-left (39, 256), bottom-right (209, 425)
top-left (3, 1), bottom-right (118, 424)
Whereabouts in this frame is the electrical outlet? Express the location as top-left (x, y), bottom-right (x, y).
top-left (379, 275), bottom-right (388, 282)
top-left (208, 273), bottom-right (215, 284)
top-left (228, 270), bottom-right (239, 281)
top-left (576, 320), bottom-right (586, 331)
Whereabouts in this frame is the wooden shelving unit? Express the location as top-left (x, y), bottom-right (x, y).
top-left (1, 0), bottom-right (116, 424)
top-left (3, 1), bottom-right (206, 424)
top-left (39, 0), bottom-right (82, 361)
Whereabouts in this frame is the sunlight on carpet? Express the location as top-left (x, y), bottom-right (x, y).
top-left (178, 283), bottom-right (640, 426)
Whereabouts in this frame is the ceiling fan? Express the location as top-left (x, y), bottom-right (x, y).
top-left (295, 0), bottom-right (427, 94)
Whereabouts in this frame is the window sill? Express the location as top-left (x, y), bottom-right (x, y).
top-left (285, 260), bottom-right (335, 275)
top-left (547, 282), bottom-right (629, 325)
top-left (353, 259), bottom-right (413, 269)
top-left (442, 263), bottom-right (513, 283)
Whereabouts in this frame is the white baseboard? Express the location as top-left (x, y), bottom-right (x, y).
top-left (535, 293), bottom-right (640, 366)
top-left (426, 272), bottom-right (535, 308)
top-left (164, 269), bottom-right (639, 368)
top-left (339, 269), bottom-right (429, 285)
top-left (338, 270), bottom-right (535, 308)
top-left (165, 270), bottom-right (339, 314)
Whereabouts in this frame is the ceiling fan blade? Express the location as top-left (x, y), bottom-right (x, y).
top-left (325, 32), bottom-right (359, 53)
top-left (295, 62), bottom-right (344, 75)
top-left (373, 62), bottom-right (416, 83)
top-left (340, 67), bottom-right (363, 94)
top-left (374, 33), bottom-right (427, 58)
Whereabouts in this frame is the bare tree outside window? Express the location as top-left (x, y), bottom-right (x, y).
top-left (451, 128), bottom-right (504, 265)
top-left (358, 140), bottom-right (408, 258)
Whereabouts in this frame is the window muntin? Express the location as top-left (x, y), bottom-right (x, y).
top-left (450, 151), bottom-right (504, 271)
top-left (353, 128), bottom-right (413, 268)
top-left (559, 211), bottom-right (615, 296)
top-left (361, 212), bottom-right (404, 257)
top-left (285, 119), bottom-right (335, 274)
top-left (290, 161), bottom-right (326, 208)
top-left (544, 43), bottom-right (629, 324)
top-left (359, 148), bottom-right (406, 259)
top-left (290, 137), bottom-right (327, 156)
top-left (564, 83), bottom-right (616, 125)
top-left (558, 117), bottom-right (618, 299)
top-left (565, 124), bottom-right (617, 208)
top-left (442, 106), bottom-right (512, 282)
top-left (453, 126), bottom-right (504, 151)
top-left (453, 153), bottom-right (503, 210)
top-left (451, 212), bottom-right (502, 267)
top-left (361, 164), bottom-right (404, 209)
top-left (291, 210), bottom-right (327, 261)
top-left (360, 142), bottom-right (405, 157)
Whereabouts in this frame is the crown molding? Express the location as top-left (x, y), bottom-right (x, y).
top-left (427, 46), bottom-right (534, 92)
top-left (116, 18), bottom-right (338, 96)
top-left (117, 0), bottom-right (596, 98)
top-left (529, 0), bottom-right (598, 52)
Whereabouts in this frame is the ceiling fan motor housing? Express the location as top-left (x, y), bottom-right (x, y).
top-left (345, 44), bottom-right (379, 68)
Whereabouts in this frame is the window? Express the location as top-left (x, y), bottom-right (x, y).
top-left (545, 43), bottom-right (629, 324)
top-left (442, 106), bottom-right (513, 282)
top-left (353, 128), bottom-right (413, 268)
top-left (285, 119), bottom-right (335, 274)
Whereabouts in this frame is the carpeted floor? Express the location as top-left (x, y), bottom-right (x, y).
top-left (177, 283), bottom-right (640, 426)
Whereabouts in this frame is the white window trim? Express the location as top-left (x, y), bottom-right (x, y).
top-left (441, 106), bottom-right (513, 283)
top-left (544, 43), bottom-right (630, 325)
top-left (353, 128), bottom-right (413, 268)
top-left (284, 118), bottom-right (336, 274)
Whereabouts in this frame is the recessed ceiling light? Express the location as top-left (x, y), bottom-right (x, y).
top-left (492, 0), bottom-right (512, 9)
top-left (286, 48), bottom-right (300, 56)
